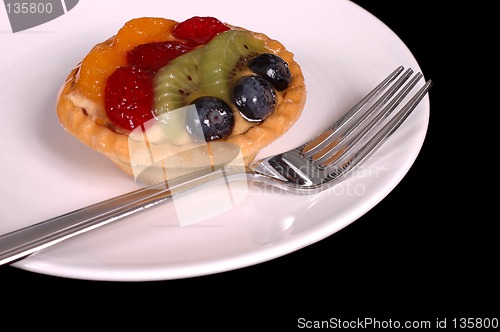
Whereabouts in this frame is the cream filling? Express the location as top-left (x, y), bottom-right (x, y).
top-left (69, 91), bottom-right (106, 123)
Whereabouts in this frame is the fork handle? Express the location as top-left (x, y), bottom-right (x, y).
top-left (0, 167), bottom-right (243, 266)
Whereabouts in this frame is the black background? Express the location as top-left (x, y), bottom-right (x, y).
top-left (2, 1), bottom-right (495, 328)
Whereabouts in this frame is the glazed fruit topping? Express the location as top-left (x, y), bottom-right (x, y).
top-left (101, 17), bottom-right (292, 138)
top-left (231, 75), bottom-right (277, 122)
top-left (248, 53), bottom-right (292, 91)
top-left (104, 17), bottom-right (231, 131)
top-left (172, 16), bottom-right (230, 46)
top-left (127, 41), bottom-right (193, 71)
top-left (105, 66), bottom-right (156, 131)
top-left (186, 97), bottom-right (235, 141)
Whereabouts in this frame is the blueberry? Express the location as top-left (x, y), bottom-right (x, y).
top-left (231, 75), bottom-right (277, 122)
top-left (248, 53), bottom-right (292, 91)
top-left (186, 97), bottom-right (234, 141)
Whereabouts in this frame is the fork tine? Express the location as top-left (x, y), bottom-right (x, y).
top-left (315, 71), bottom-right (423, 167)
top-left (322, 78), bottom-right (433, 176)
top-left (302, 66), bottom-right (406, 158)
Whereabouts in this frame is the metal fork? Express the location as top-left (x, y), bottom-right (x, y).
top-left (0, 66), bottom-right (432, 265)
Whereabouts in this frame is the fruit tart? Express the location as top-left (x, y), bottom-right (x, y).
top-left (56, 16), bottom-right (306, 180)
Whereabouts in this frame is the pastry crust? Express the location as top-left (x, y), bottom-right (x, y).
top-left (56, 19), bottom-right (306, 178)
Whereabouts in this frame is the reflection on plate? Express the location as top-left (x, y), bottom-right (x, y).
top-left (0, 0), bottom-right (429, 281)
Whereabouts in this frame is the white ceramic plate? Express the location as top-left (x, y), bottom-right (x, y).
top-left (0, 0), bottom-right (429, 281)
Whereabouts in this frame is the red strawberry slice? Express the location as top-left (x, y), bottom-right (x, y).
top-left (105, 66), bottom-right (156, 131)
top-left (173, 16), bottom-right (230, 46)
top-left (127, 41), bottom-right (193, 71)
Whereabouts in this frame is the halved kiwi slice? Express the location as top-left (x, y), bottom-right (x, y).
top-left (196, 30), bottom-right (266, 103)
top-left (153, 47), bottom-right (203, 115)
top-left (153, 30), bottom-right (266, 114)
